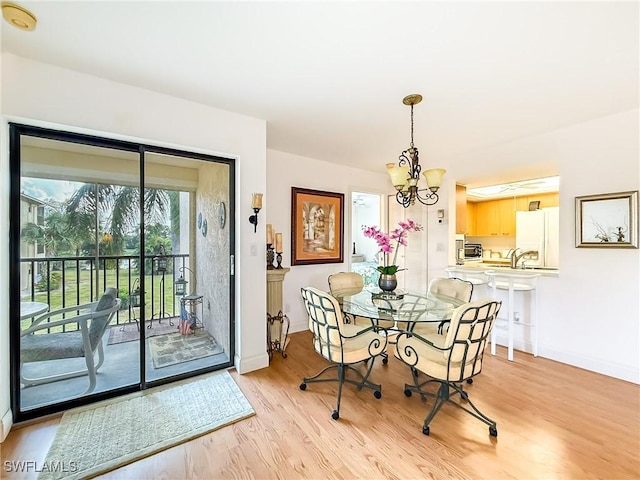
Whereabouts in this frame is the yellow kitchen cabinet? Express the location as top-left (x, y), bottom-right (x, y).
top-left (456, 184), bottom-right (467, 234)
top-left (466, 202), bottom-right (477, 235)
top-left (524, 192), bottom-right (559, 209)
top-left (498, 197), bottom-right (516, 236)
top-left (465, 192), bottom-right (558, 237)
top-left (469, 198), bottom-right (515, 237)
top-left (474, 200), bottom-right (501, 236)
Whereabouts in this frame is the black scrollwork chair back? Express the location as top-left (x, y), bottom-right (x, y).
top-left (299, 286), bottom-right (387, 420)
top-left (395, 299), bottom-right (501, 437)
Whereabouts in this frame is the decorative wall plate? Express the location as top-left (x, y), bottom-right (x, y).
top-left (202, 219), bottom-right (208, 237)
top-left (218, 202), bottom-right (226, 229)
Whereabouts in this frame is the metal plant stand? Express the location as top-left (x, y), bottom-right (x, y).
top-left (180, 294), bottom-right (204, 334)
top-left (267, 310), bottom-right (290, 358)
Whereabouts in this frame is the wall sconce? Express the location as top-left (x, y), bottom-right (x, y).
top-left (249, 193), bottom-right (263, 233)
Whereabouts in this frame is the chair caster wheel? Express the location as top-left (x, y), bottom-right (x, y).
top-left (299, 383), bottom-right (307, 391)
top-left (331, 410), bottom-right (339, 420)
top-left (460, 391), bottom-right (468, 400)
top-left (489, 426), bottom-right (498, 437)
top-left (382, 356), bottom-right (388, 365)
top-left (374, 390), bottom-right (382, 399)
top-left (404, 389), bottom-right (412, 397)
top-left (467, 378), bottom-right (473, 384)
top-left (422, 425), bottom-right (430, 435)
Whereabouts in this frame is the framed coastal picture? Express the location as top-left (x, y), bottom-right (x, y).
top-left (291, 187), bottom-right (344, 265)
top-left (575, 190), bottom-right (638, 248)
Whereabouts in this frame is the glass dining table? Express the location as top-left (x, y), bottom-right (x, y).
top-left (338, 289), bottom-right (466, 332)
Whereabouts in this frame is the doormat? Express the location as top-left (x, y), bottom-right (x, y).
top-left (38, 371), bottom-right (255, 480)
top-left (107, 319), bottom-right (178, 345)
top-left (149, 331), bottom-right (223, 368)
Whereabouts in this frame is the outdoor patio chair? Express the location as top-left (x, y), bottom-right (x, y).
top-left (20, 288), bottom-right (121, 395)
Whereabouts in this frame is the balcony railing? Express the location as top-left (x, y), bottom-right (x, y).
top-left (20, 254), bottom-right (189, 333)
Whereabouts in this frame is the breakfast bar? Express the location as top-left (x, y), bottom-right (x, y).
top-left (446, 264), bottom-right (559, 360)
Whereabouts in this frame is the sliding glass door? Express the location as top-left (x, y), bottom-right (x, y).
top-left (9, 124), bottom-right (234, 421)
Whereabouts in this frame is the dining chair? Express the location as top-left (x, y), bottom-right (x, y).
top-left (299, 286), bottom-right (387, 420)
top-left (395, 299), bottom-right (502, 436)
top-left (411, 277), bottom-right (473, 336)
top-left (328, 271), bottom-right (394, 364)
top-left (20, 287), bottom-right (121, 395)
top-left (327, 272), bottom-right (367, 326)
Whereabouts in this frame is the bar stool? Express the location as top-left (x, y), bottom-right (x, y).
top-left (444, 266), bottom-right (490, 300)
top-left (485, 270), bottom-right (540, 362)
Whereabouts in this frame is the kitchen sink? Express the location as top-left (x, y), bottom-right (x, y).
top-left (480, 264), bottom-right (559, 272)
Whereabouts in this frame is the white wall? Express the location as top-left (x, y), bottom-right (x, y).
top-left (440, 109), bottom-right (640, 383)
top-left (0, 54), bottom-right (269, 439)
top-left (268, 110), bottom-right (639, 385)
top-left (266, 149), bottom-right (389, 332)
top-left (0, 45), bottom-right (8, 440)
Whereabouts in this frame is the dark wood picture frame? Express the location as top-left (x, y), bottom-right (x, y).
top-left (291, 187), bottom-right (344, 265)
top-left (575, 190), bottom-right (638, 248)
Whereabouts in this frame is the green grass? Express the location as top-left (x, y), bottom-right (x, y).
top-left (23, 269), bottom-right (178, 332)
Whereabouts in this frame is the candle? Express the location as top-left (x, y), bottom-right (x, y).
top-left (251, 193), bottom-right (263, 209)
top-left (275, 233), bottom-right (283, 253)
top-left (266, 224), bottom-right (273, 245)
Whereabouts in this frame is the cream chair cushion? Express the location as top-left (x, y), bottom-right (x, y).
top-left (395, 299), bottom-right (500, 382)
top-left (303, 286), bottom-right (386, 364)
top-left (407, 277), bottom-right (473, 336)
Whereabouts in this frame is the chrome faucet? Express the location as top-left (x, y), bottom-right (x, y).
top-left (510, 248), bottom-right (538, 269)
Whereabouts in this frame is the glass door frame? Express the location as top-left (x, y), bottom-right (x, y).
top-left (9, 123), bottom-right (236, 423)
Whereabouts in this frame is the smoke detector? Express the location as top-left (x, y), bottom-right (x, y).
top-left (2, 2), bottom-right (37, 31)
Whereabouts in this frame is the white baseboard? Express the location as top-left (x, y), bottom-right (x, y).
top-left (538, 346), bottom-right (640, 385)
top-left (492, 333), bottom-right (639, 384)
top-left (1, 408), bottom-right (12, 443)
top-left (234, 352), bottom-right (269, 374)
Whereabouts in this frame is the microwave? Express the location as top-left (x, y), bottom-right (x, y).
top-left (464, 243), bottom-right (483, 262)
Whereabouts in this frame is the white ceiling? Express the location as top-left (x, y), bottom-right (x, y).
top-left (2, 1), bottom-right (638, 189)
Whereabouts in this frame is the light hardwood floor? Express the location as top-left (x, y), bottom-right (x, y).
top-left (2, 330), bottom-right (639, 479)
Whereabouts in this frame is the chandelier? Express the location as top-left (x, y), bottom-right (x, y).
top-left (386, 94), bottom-right (446, 208)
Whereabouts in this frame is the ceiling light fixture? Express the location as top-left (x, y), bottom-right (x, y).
top-left (2, 2), bottom-right (37, 31)
top-left (387, 94), bottom-right (446, 208)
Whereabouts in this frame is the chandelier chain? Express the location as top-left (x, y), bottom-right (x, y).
top-left (409, 104), bottom-right (415, 148)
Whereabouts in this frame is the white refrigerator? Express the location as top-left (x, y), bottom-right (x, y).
top-left (515, 207), bottom-right (559, 268)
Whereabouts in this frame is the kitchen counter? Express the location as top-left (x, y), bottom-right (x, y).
top-left (458, 262), bottom-right (559, 276)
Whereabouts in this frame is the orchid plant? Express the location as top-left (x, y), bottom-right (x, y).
top-left (362, 219), bottom-right (423, 275)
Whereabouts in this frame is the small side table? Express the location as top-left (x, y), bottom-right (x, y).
top-left (180, 294), bottom-right (204, 334)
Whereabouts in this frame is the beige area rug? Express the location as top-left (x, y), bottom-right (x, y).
top-left (149, 331), bottom-right (223, 368)
top-left (38, 371), bottom-right (255, 480)
top-left (107, 320), bottom-right (177, 345)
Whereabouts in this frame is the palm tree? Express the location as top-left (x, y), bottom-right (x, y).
top-left (66, 183), bottom-right (171, 255)
top-left (21, 208), bottom-right (94, 257)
